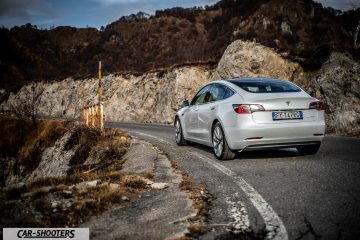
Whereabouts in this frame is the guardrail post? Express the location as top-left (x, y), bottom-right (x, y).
top-left (80, 61), bottom-right (105, 131)
top-left (100, 103), bottom-right (104, 130)
top-left (91, 106), bottom-right (95, 128)
top-left (85, 107), bottom-right (89, 127)
top-left (95, 105), bottom-right (99, 129)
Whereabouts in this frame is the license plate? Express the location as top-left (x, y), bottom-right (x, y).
top-left (272, 111), bottom-right (303, 120)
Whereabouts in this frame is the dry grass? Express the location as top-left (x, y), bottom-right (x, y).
top-left (142, 171), bottom-right (154, 179)
top-left (28, 171), bottom-right (125, 190)
top-left (19, 120), bottom-right (66, 161)
top-left (122, 175), bottom-right (148, 189)
top-left (168, 237), bottom-right (191, 240)
top-left (66, 127), bottom-right (100, 167)
top-left (28, 183), bottom-right (129, 227)
top-left (72, 185), bottom-right (129, 219)
top-left (188, 225), bottom-right (208, 235)
top-left (0, 116), bottom-right (68, 185)
top-left (0, 115), bottom-right (34, 158)
top-left (2, 169), bottom-right (146, 228)
top-left (170, 160), bottom-right (211, 236)
top-left (0, 118), bottom-right (140, 228)
top-left (66, 127), bottom-right (130, 175)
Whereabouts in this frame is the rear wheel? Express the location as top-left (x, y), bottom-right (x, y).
top-left (296, 144), bottom-right (321, 155)
top-left (212, 122), bottom-right (236, 160)
top-left (175, 117), bottom-right (188, 146)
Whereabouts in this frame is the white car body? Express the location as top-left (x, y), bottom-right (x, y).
top-left (175, 78), bottom-right (325, 160)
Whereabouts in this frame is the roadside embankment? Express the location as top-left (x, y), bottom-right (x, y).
top-left (0, 116), bottom-right (209, 239)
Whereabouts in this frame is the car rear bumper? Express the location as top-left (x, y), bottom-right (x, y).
top-left (224, 120), bottom-right (325, 151)
top-left (241, 141), bottom-right (321, 151)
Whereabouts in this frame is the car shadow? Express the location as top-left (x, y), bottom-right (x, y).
top-left (187, 142), bottom-right (301, 160)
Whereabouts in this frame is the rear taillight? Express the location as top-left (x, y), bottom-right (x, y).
top-left (232, 104), bottom-right (265, 114)
top-left (309, 101), bottom-right (325, 111)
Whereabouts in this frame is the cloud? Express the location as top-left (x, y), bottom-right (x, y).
top-left (94, 0), bottom-right (217, 6)
top-left (93, 0), bottom-right (142, 5)
top-left (317, 0), bottom-right (360, 10)
top-left (0, 0), bottom-right (57, 27)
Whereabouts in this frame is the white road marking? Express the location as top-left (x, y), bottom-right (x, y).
top-left (125, 130), bottom-right (288, 240)
top-left (131, 131), bottom-right (173, 145)
top-left (191, 151), bottom-right (288, 240)
top-left (225, 196), bottom-right (250, 232)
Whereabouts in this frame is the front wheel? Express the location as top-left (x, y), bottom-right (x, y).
top-left (212, 122), bottom-right (236, 160)
top-left (296, 144), bottom-right (321, 155)
top-left (175, 117), bottom-right (188, 146)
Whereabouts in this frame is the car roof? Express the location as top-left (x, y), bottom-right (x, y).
top-left (226, 77), bottom-right (287, 83)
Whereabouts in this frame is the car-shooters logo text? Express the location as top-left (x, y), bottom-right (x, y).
top-left (3, 228), bottom-right (89, 240)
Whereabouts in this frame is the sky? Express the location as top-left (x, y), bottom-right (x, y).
top-left (0, 0), bottom-right (358, 30)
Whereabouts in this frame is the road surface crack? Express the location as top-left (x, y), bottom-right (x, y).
top-left (295, 217), bottom-right (321, 240)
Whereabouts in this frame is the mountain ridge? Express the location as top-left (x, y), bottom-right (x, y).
top-left (0, 0), bottom-right (359, 93)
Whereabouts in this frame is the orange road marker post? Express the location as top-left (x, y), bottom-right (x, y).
top-left (91, 106), bottom-right (95, 128)
top-left (85, 107), bottom-right (89, 126)
top-left (99, 103), bottom-right (104, 130)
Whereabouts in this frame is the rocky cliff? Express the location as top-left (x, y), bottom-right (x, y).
top-left (313, 52), bottom-right (360, 136)
top-left (1, 40), bottom-right (359, 136)
top-left (213, 40), bottom-right (360, 136)
top-left (213, 40), bottom-right (305, 82)
top-left (1, 0), bottom-right (359, 92)
top-left (1, 65), bottom-right (213, 124)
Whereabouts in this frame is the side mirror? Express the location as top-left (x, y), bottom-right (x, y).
top-left (182, 100), bottom-right (190, 107)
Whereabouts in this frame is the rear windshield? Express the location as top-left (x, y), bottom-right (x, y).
top-left (227, 79), bottom-right (301, 93)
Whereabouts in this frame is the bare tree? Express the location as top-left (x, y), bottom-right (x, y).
top-left (355, 20), bottom-right (360, 48)
top-left (346, 1), bottom-right (360, 48)
top-left (349, 1), bottom-right (360, 9)
top-left (10, 82), bottom-right (44, 125)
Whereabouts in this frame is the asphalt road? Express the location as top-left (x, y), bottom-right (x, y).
top-left (108, 122), bottom-right (360, 240)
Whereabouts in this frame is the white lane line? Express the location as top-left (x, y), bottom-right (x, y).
top-left (191, 151), bottom-right (288, 240)
top-left (130, 131), bottom-right (173, 145)
top-left (225, 196), bottom-right (250, 233)
top-left (126, 130), bottom-right (288, 240)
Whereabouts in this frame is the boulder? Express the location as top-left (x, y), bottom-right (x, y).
top-left (313, 52), bottom-right (360, 136)
top-left (212, 40), bottom-right (303, 82)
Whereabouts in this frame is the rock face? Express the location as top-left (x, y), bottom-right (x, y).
top-left (212, 40), bottom-right (359, 136)
top-left (1, 40), bottom-right (359, 136)
top-left (26, 129), bottom-right (77, 182)
top-left (313, 52), bottom-right (360, 136)
top-left (105, 66), bottom-right (212, 123)
top-left (213, 40), bottom-right (304, 82)
top-left (1, 65), bottom-right (212, 124)
top-left (2, 0), bottom-right (355, 93)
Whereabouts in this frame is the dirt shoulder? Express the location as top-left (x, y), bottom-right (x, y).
top-left (83, 138), bottom-right (198, 239)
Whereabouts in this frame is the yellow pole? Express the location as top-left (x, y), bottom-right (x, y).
top-left (98, 61), bottom-right (104, 131)
top-left (98, 61), bottom-right (102, 79)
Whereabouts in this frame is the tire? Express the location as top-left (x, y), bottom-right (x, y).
top-left (175, 117), bottom-right (188, 146)
top-left (212, 122), bottom-right (236, 160)
top-left (296, 144), bottom-right (321, 155)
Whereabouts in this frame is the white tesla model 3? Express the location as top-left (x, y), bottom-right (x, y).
top-left (174, 78), bottom-right (325, 160)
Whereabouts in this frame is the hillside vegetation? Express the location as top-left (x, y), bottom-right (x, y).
top-left (0, 0), bottom-right (359, 92)
top-left (0, 116), bottom-right (153, 228)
